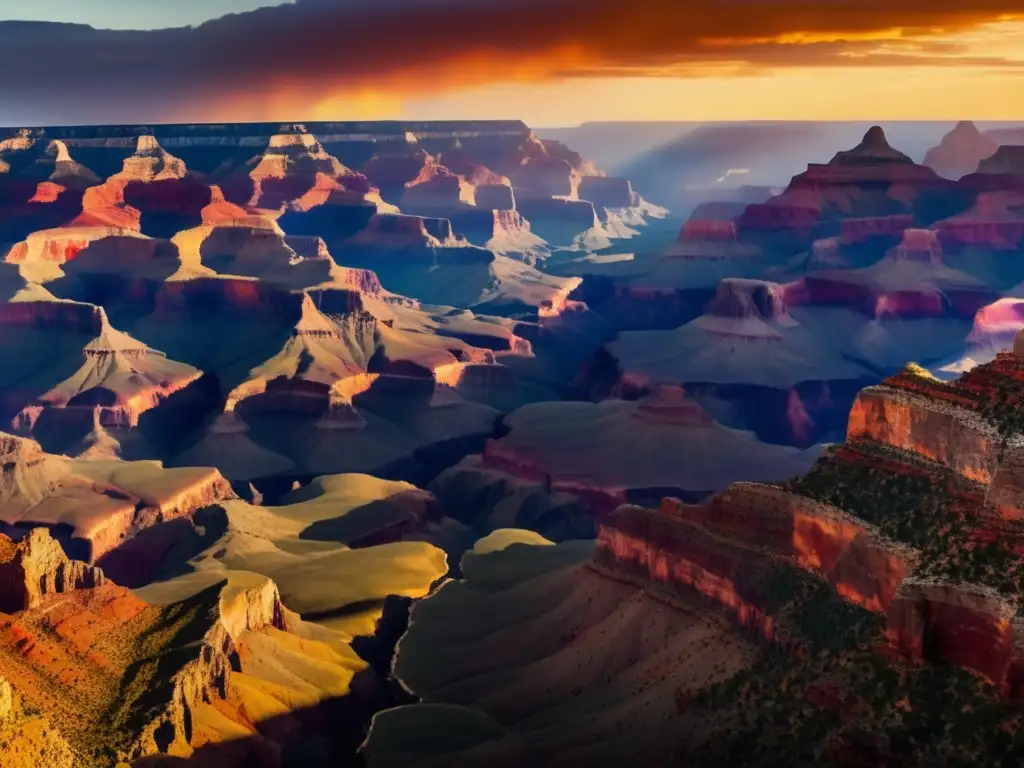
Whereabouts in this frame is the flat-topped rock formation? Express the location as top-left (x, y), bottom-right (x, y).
top-left (0, 432), bottom-right (233, 575)
top-left (399, 162), bottom-right (477, 212)
top-left (793, 228), bottom-right (996, 320)
top-left (478, 387), bottom-right (822, 515)
top-left (548, 218), bottom-right (762, 332)
top-left (933, 148), bottom-right (1024, 257)
top-left (605, 278), bottom-right (869, 389)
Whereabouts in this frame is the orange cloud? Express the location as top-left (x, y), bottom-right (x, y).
top-left (2, 1), bottom-right (1024, 123)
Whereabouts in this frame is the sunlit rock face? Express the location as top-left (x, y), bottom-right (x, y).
top-left (586, 342), bottom-right (1024, 694)
top-left (399, 162), bottom-right (477, 212)
top-left (510, 155), bottom-right (579, 199)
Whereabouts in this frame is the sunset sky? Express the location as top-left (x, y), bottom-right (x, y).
top-left (1, 1), bottom-right (1024, 125)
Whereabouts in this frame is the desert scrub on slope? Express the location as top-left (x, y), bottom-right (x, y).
top-left (786, 449), bottom-right (1024, 595)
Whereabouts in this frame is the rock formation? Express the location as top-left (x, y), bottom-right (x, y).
top-left (0, 431), bottom-right (234, 575)
top-left (595, 279), bottom-right (873, 444)
top-left (738, 126), bottom-right (953, 254)
top-left (924, 121), bottom-right (999, 180)
top-left (0, 527), bottom-right (105, 613)
top-left (368, 332), bottom-right (1024, 767)
top-left (793, 228), bottom-right (995, 321)
top-left (478, 387), bottom-right (822, 515)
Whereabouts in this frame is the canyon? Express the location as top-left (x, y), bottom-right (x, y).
top-left (3, 117), bottom-right (1024, 766)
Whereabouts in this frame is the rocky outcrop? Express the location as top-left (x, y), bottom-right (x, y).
top-left (347, 212), bottom-right (455, 248)
top-left (977, 146), bottom-right (1024, 177)
top-left (846, 383), bottom-right (997, 485)
top-left (114, 135), bottom-right (188, 183)
top-left (515, 196), bottom-right (603, 246)
top-left (793, 228), bottom-right (993, 320)
top-left (223, 293), bottom-right (378, 420)
top-left (935, 188), bottom-right (1024, 251)
top-left (0, 528), bottom-right (105, 613)
top-left (583, 337), bottom-right (1024, 693)
top-left (738, 127), bottom-right (952, 253)
top-left (127, 576), bottom-right (291, 760)
top-left (886, 578), bottom-right (1022, 691)
top-left (448, 208), bottom-right (547, 258)
top-left (510, 155), bottom-right (578, 199)
top-left (8, 304), bottom-right (206, 432)
top-left (923, 121), bottom-right (999, 180)
top-left (240, 126), bottom-right (378, 213)
top-left (399, 163), bottom-right (476, 211)
top-left (436, 148), bottom-right (509, 187)
top-left (593, 501), bottom-right (784, 640)
top-left (578, 176), bottom-right (639, 209)
top-left (5, 226), bottom-right (147, 269)
top-left (361, 142), bottom-right (435, 201)
top-left (595, 487), bottom-right (913, 625)
top-left (0, 431), bottom-right (236, 573)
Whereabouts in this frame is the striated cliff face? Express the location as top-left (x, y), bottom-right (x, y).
top-left (846, 385), bottom-right (997, 485)
top-left (887, 578), bottom-right (1021, 689)
top-left (588, 339), bottom-right (1024, 695)
top-left (0, 530), bottom-right (360, 767)
top-left (596, 487), bottom-right (912, 626)
top-left (125, 577), bottom-right (292, 760)
top-left (0, 528), bottom-right (105, 613)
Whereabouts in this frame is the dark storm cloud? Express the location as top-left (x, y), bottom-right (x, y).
top-left (1, 0), bottom-right (1023, 123)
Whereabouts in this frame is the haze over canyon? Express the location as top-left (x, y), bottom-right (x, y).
top-left (5, 1), bottom-right (1024, 767)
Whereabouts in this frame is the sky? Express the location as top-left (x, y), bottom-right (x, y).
top-left (1, 1), bottom-right (1024, 126)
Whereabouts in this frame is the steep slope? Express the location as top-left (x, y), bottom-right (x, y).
top-left (0, 527), bottom-right (374, 766)
top-left (367, 336), bottom-right (1024, 767)
top-left (0, 300), bottom-right (212, 453)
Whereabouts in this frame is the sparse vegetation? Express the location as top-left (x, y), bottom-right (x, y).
top-left (786, 444), bottom-right (1024, 595)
